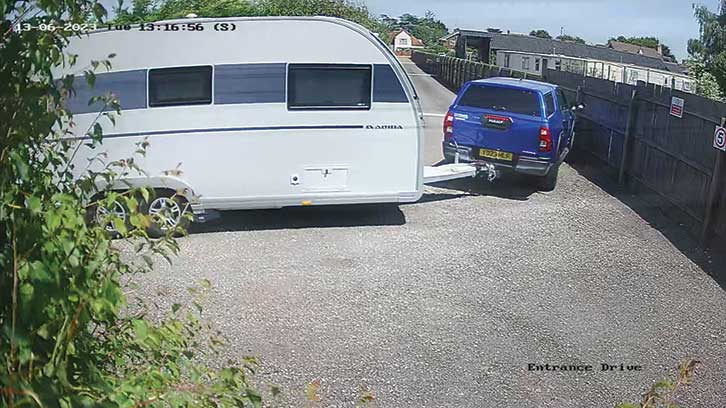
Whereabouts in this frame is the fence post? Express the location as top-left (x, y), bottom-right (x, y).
top-left (618, 87), bottom-right (640, 185)
top-left (701, 117), bottom-right (726, 246)
top-left (575, 85), bottom-right (582, 105)
top-left (445, 59), bottom-right (451, 87)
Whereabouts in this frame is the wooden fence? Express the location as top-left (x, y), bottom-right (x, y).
top-left (412, 51), bottom-right (726, 246)
top-left (411, 52), bottom-right (542, 91)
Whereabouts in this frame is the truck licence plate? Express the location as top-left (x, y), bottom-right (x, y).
top-left (479, 149), bottom-right (513, 161)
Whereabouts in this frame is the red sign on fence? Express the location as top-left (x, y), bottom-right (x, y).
top-left (670, 97), bottom-right (684, 118)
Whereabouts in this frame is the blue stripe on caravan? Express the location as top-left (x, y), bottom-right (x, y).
top-left (67, 69), bottom-right (147, 114)
top-left (214, 63), bottom-right (287, 104)
top-left (87, 124), bottom-right (365, 140)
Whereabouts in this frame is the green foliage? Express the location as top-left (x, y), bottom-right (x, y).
top-left (114, 0), bottom-right (387, 33)
top-left (114, 0), bottom-right (256, 21)
top-left (609, 35), bottom-right (675, 60)
top-left (556, 34), bottom-right (586, 44)
top-left (255, 0), bottom-right (386, 32)
top-left (1, 1), bottom-right (259, 406)
top-left (688, 5), bottom-right (726, 97)
top-left (685, 58), bottom-right (725, 101)
top-left (529, 29), bottom-right (552, 39)
top-left (376, 11), bottom-right (449, 47)
top-left (615, 360), bottom-right (700, 408)
top-left (423, 43), bottom-right (450, 55)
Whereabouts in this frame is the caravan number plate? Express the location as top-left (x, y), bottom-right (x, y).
top-left (479, 149), bottom-right (513, 161)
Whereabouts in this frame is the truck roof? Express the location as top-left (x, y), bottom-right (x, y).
top-left (469, 77), bottom-right (558, 94)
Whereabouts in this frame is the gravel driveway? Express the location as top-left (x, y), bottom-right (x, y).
top-left (133, 59), bottom-right (726, 407)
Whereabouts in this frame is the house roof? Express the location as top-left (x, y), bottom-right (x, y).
top-left (663, 61), bottom-right (688, 75)
top-left (390, 28), bottom-right (425, 46)
top-left (607, 40), bottom-right (662, 59)
top-left (439, 31), bottom-right (458, 42)
top-left (453, 29), bottom-right (677, 72)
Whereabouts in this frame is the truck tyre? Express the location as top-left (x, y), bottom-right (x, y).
top-left (539, 163), bottom-right (560, 192)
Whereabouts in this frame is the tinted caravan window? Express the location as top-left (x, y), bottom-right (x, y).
top-left (288, 64), bottom-right (372, 110)
top-left (148, 66), bottom-right (212, 107)
top-left (458, 85), bottom-right (542, 117)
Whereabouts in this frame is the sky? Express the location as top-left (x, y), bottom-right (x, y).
top-left (363, 0), bottom-right (721, 61)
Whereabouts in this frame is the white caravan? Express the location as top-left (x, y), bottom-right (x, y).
top-left (63, 17), bottom-right (475, 230)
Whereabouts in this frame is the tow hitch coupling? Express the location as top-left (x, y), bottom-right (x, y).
top-left (476, 162), bottom-right (498, 182)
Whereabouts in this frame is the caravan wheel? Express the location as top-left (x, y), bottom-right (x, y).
top-left (91, 198), bottom-right (128, 237)
top-left (143, 192), bottom-right (191, 238)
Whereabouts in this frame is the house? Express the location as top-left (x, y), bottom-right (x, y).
top-left (390, 29), bottom-right (424, 56)
top-left (440, 29), bottom-right (693, 93)
top-left (607, 40), bottom-right (662, 59)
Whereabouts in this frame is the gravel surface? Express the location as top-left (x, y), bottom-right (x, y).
top-left (132, 60), bottom-right (726, 407)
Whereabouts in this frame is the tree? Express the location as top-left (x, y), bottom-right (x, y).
top-left (688, 5), bottom-right (726, 97)
top-left (685, 58), bottom-right (724, 100)
top-left (379, 13), bottom-right (398, 30)
top-left (1, 1), bottom-right (260, 406)
top-left (529, 29), bottom-right (552, 39)
top-left (556, 34), bottom-right (586, 44)
top-left (409, 10), bottom-right (448, 46)
top-left (114, 0), bottom-right (387, 33)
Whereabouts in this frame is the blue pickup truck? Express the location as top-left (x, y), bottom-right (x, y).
top-left (442, 77), bottom-right (578, 191)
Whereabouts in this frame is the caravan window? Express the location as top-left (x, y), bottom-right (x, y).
top-left (287, 64), bottom-right (372, 110)
top-left (148, 66), bottom-right (212, 107)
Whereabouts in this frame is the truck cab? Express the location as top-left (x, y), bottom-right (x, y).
top-left (443, 77), bottom-right (576, 190)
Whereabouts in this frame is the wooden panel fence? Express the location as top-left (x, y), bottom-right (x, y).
top-left (412, 51), bottom-right (726, 246)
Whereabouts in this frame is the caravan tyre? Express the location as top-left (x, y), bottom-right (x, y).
top-left (88, 195), bottom-right (129, 238)
top-left (142, 192), bottom-right (191, 238)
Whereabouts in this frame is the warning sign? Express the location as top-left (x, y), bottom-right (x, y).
top-left (670, 97), bottom-right (684, 118)
top-left (715, 126), bottom-right (726, 152)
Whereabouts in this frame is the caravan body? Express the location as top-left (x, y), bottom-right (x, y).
top-left (64, 17), bottom-right (423, 217)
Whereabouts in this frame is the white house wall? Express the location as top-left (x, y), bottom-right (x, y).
top-left (495, 51), bottom-right (693, 93)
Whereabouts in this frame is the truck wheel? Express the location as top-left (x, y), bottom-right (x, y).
top-left (538, 164), bottom-right (560, 192)
top-left (142, 192), bottom-right (191, 238)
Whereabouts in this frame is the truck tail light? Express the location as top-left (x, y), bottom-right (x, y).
top-left (443, 111), bottom-right (454, 140)
top-left (538, 126), bottom-right (552, 152)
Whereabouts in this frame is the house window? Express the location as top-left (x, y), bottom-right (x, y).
top-left (535, 58), bottom-right (541, 72)
top-left (555, 60), bottom-right (562, 71)
top-left (148, 66), bottom-right (212, 107)
top-left (287, 64), bottom-right (372, 110)
top-left (400, 38), bottom-right (408, 46)
top-left (629, 70), bottom-right (639, 84)
top-left (504, 54), bottom-right (510, 68)
top-left (522, 57), bottom-right (531, 70)
top-left (684, 81), bottom-right (692, 92)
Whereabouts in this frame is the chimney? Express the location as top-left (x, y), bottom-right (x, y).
top-left (657, 44), bottom-right (663, 55)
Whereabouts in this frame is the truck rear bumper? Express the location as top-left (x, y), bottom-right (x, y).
top-left (442, 142), bottom-right (553, 177)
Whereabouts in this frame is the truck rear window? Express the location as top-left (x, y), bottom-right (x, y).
top-left (458, 85), bottom-right (542, 117)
